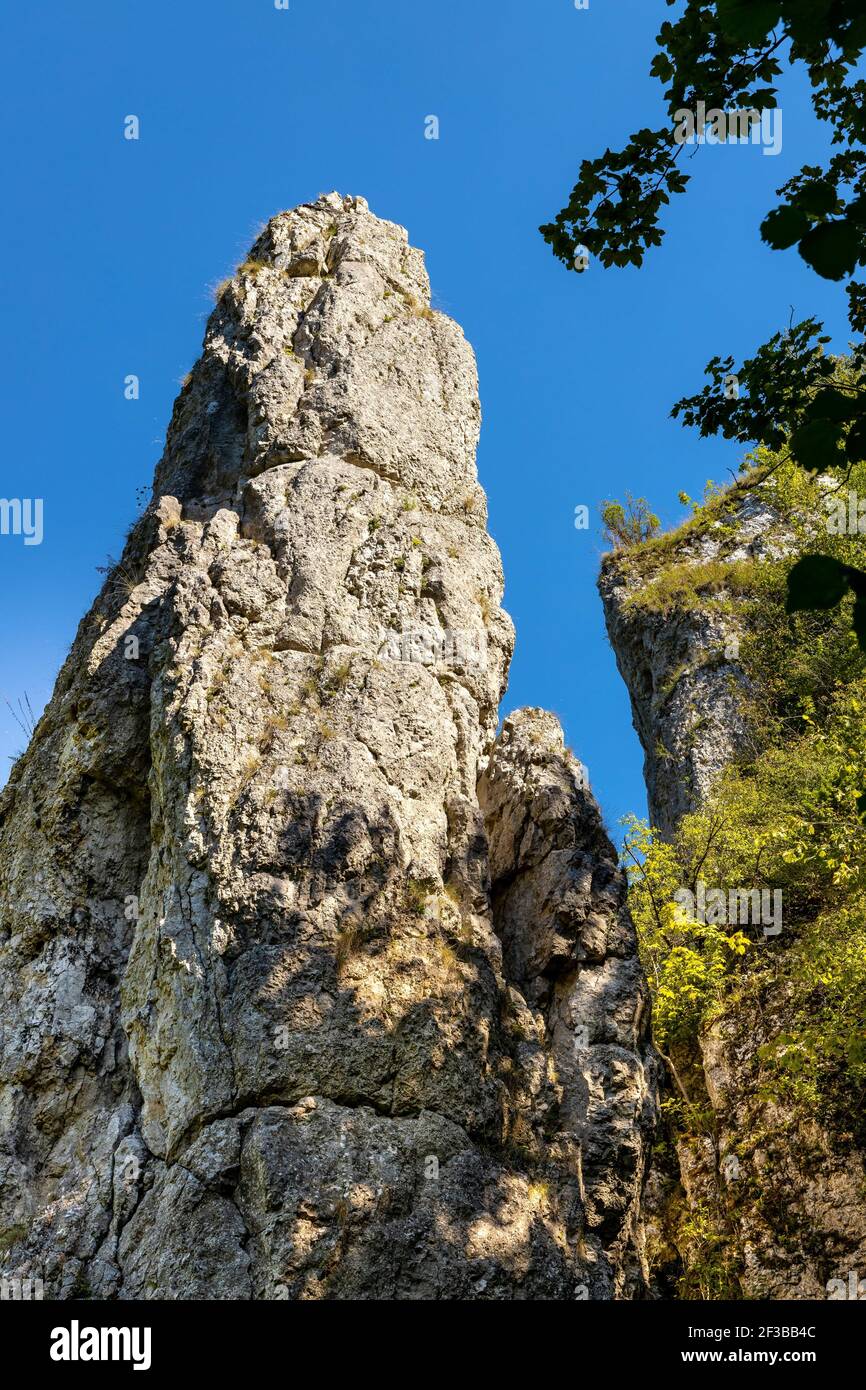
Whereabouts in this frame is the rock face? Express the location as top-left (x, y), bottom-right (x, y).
top-left (0, 194), bottom-right (656, 1300)
top-left (479, 711), bottom-right (658, 1269)
top-left (600, 483), bottom-right (866, 1300)
top-left (598, 489), bottom-right (786, 839)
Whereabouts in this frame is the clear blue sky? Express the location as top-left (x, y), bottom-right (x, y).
top-left (0, 0), bottom-right (853, 836)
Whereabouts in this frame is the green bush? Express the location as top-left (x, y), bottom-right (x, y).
top-left (600, 492), bottom-right (660, 549)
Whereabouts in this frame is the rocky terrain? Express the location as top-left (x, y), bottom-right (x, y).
top-left (600, 476), bottom-right (866, 1299)
top-left (0, 194), bottom-right (657, 1300)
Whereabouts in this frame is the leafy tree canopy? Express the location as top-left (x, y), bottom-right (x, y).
top-left (543, 0), bottom-right (866, 635)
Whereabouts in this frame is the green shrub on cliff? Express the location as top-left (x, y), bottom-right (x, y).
top-left (622, 815), bottom-right (750, 1056)
top-left (623, 452), bottom-right (866, 1109)
top-left (621, 451), bottom-right (866, 1295)
top-left (600, 493), bottom-right (660, 550)
top-left (626, 678), bottom-right (866, 1113)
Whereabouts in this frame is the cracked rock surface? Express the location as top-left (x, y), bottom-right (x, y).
top-left (0, 194), bottom-right (656, 1299)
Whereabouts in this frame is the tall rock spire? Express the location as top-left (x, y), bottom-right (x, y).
top-left (0, 195), bottom-right (656, 1299)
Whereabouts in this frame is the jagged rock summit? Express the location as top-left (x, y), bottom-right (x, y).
top-left (0, 194), bottom-right (656, 1299)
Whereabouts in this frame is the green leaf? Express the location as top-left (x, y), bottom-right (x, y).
top-left (650, 54), bottom-right (674, 83)
top-left (799, 221), bottom-right (864, 281)
top-left (781, 0), bottom-right (837, 48)
top-left (790, 418), bottom-right (844, 471)
top-left (853, 597), bottom-right (866, 654)
top-left (848, 193), bottom-right (866, 227)
top-left (761, 205), bottom-right (810, 250)
top-left (843, 565), bottom-right (866, 601)
top-left (791, 180), bottom-right (837, 219)
top-left (785, 555), bottom-right (849, 614)
top-left (846, 415), bottom-right (866, 463)
top-left (804, 387), bottom-right (858, 424)
top-left (716, 0), bottom-right (781, 45)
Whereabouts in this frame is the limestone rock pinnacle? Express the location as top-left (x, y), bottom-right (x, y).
top-left (0, 195), bottom-right (656, 1299)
